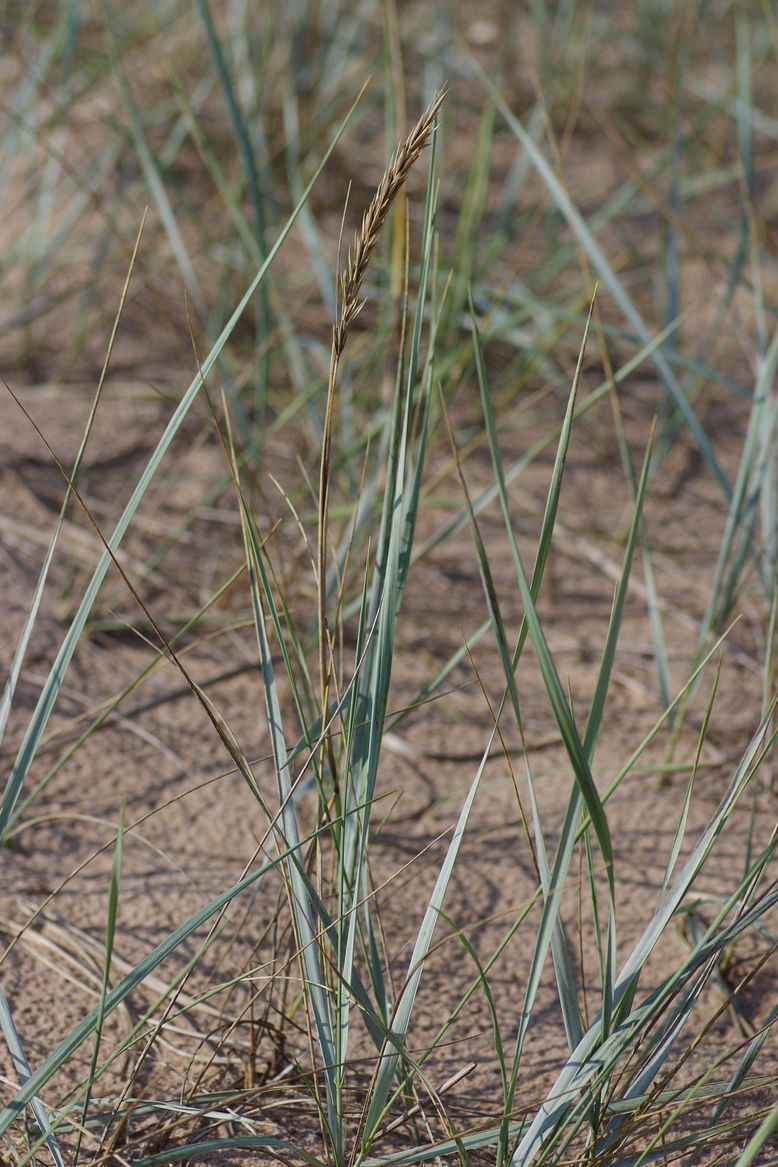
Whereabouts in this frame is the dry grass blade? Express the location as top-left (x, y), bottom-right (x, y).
top-left (317, 89), bottom-right (445, 785)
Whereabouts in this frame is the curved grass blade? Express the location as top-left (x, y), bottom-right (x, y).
top-left (583, 426), bottom-right (655, 761)
top-left (0, 88), bottom-right (364, 840)
top-left (360, 723), bottom-right (498, 1152)
top-left (509, 707), bottom-right (778, 1166)
top-left (0, 828), bottom-right (324, 1141)
top-left (194, 0), bottom-right (270, 407)
top-left (103, 14), bottom-right (206, 319)
top-left (475, 64), bottom-right (729, 498)
top-left (135, 1137), bottom-right (326, 1167)
top-left (733, 1103), bottom-right (778, 1167)
top-left (236, 478), bottom-right (339, 1153)
top-left (0, 212), bottom-right (145, 749)
top-left (72, 798), bottom-right (125, 1165)
top-left (474, 302), bottom-right (613, 892)
top-left (0, 985), bottom-right (64, 1167)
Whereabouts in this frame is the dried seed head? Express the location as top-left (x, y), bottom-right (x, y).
top-left (334, 89), bottom-right (445, 356)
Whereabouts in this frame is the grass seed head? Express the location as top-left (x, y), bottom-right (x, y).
top-left (334, 88), bottom-right (445, 355)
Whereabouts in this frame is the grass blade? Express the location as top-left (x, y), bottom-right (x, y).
top-left (361, 724), bottom-right (498, 1152)
top-left (72, 798), bottom-right (125, 1165)
top-left (476, 65), bottom-right (730, 497)
top-left (0, 830), bottom-right (323, 1141)
top-left (0, 88), bottom-right (363, 840)
top-left (0, 984), bottom-right (64, 1167)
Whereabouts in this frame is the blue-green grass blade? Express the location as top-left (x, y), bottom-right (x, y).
top-left (73, 798), bottom-right (125, 1164)
top-left (472, 289), bottom-right (582, 663)
top-left (397, 634), bottom-right (749, 1167)
top-left (665, 324), bottom-right (778, 757)
top-left (0, 90), bottom-right (362, 840)
top-left (584, 829), bottom-right (606, 989)
top-left (602, 301), bottom-right (670, 709)
top-left (661, 658), bottom-right (721, 896)
top-left (104, 17), bottom-right (206, 318)
top-left (527, 767), bottom-right (584, 1054)
top-left (472, 298), bottom-right (613, 1089)
top-left (135, 1137), bottom-right (326, 1167)
top-left (711, 326), bottom-right (778, 628)
top-left (509, 709), bottom-right (777, 1166)
top-left (194, 0), bottom-right (266, 254)
top-left (339, 141), bottom-right (441, 1032)
top-left (0, 984), bottom-right (64, 1167)
top-left (0, 211), bottom-right (144, 749)
top-left (366, 127), bottom-right (440, 627)
top-left (535, 811), bottom-right (778, 1162)
top-left (501, 779), bottom-right (588, 1161)
top-left (442, 389), bottom-right (523, 733)
top-left (583, 427), bottom-right (654, 760)
top-left (237, 489), bottom-right (339, 1149)
top-left (361, 725), bottom-right (498, 1151)
top-left (601, 898), bottom-right (617, 1044)
top-left (441, 102), bottom-right (496, 345)
top-left (609, 970), bottom-right (730, 1158)
top-left (732, 1103), bottom-right (778, 1167)
top-left (711, 1002), bottom-right (778, 1128)
top-left (0, 834), bottom-right (323, 1140)
top-left (475, 314), bottom-right (613, 892)
top-left (282, 83), bottom-right (337, 316)
top-left (471, 285), bottom-right (592, 671)
top-left (238, 496), bottom-right (319, 768)
top-left (449, 919), bottom-right (508, 1098)
top-left (476, 65), bottom-right (730, 498)
top-left (194, 0), bottom-right (270, 408)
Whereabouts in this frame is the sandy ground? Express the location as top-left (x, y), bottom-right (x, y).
top-left (1, 12), bottom-right (777, 1156)
top-left (0, 363), bottom-right (775, 1166)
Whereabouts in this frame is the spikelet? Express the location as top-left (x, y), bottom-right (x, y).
top-left (333, 89), bottom-right (445, 356)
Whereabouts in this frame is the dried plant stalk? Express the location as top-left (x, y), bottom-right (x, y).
top-left (317, 90), bottom-right (444, 797)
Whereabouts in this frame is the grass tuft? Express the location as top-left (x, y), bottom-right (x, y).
top-left (0, 8), bottom-right (776, 1167)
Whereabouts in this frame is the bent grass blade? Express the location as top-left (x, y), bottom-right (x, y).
top-left (0, 87), bottom-right (365, 841)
